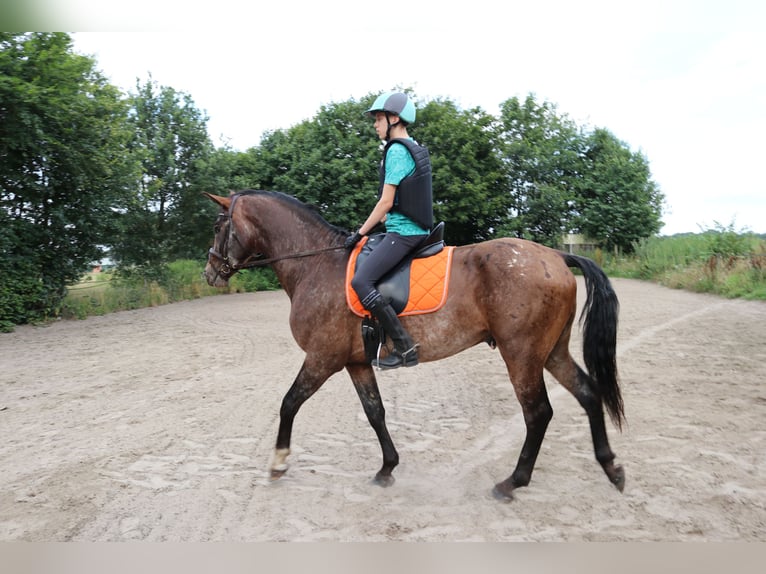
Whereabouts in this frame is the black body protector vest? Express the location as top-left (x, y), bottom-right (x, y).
top-left (377, 138), bottom-right (434, 230)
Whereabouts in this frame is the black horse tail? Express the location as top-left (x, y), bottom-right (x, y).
top-left (562, 252), bottom-right (624, 430)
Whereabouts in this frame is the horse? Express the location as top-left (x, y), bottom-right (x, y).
top-left (203, 189), bottom-right (625, 500)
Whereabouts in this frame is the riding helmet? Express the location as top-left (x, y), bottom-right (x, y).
top-left (366, 91), bottom-right (416, 124)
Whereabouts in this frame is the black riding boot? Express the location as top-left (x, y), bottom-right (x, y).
top-left (364, 293), bottom-right (419, 370)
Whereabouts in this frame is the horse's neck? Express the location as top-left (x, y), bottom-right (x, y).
top-left (248, 197), bottom-right (339, 294)
top-left (257, 207), bottom-right (334, 253)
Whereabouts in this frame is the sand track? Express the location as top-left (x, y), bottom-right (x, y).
top-left (1, 279), bottom-right (764, 541)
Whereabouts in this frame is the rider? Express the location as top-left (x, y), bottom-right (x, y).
top-left (345, 91), bottom-right (434, 370)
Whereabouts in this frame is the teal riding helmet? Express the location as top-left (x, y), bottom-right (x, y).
top-left (366, 92), bottom-right (416, 124)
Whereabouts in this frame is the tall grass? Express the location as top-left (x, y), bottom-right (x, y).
top-left (61, 260), bottom-right (279, 320)
top-left (600, 223), bottom-right (766, 300)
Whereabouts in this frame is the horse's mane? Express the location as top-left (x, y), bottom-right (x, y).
top-left (238, 189), bottom-right (349, 239)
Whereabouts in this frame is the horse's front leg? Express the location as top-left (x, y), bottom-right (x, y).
top-left (270, 360), bottom-right (334, 479)
top-left (346, 363), bottom-right (399, 486)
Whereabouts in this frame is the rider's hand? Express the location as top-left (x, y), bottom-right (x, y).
top-left (344, 231), bottom-right (363, 250)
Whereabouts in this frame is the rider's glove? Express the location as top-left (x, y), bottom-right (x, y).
top-left (344, 231), bottom-right (364, 250)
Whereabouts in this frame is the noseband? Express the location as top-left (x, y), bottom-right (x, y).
top-left (207, 194), bottom-right (256, 281)
top-left (207, 193), bottom-right (345, 281)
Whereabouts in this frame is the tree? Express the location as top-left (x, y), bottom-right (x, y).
top-left (495, 94), bottom-right (583, 246)
top-left (250, 97), bottom-right (380, 231)
top-left (0, 32), bottom-right (135, 326)
top-left (493, 95), bottom-right (662, 251)
top-left (414, 99), bottom-right (508, 245)
top-left (574, 128), bottom-right (663, 252)
top-left (113, 77), bottom-right (214, 267)
top-left (203, 146), bottom-right (262, 194)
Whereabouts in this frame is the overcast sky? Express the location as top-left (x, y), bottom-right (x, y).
top-left (62, 0), bottom-right (765, 235)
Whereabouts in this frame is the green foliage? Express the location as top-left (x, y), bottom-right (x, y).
top-left (59, 260), bottom-right (280, 321)
top-left (601, 225), bottom-right (766, 300)
top-left (620, 220), bottom-right (753, 275)
top-left (415, 100), bottom-right (508, 244)
top-left (716, 262), bottom-right (766, 299)
top-left (576, 129), bottom-right (664, 253)
top-left (495, 95), bottom-right (583, 246)
top-left (113, 77), bottom-right (215, 267)
top-left (0, 33), bottom-right (136, 326)
top-left (249, 97), bottom-right (380, 230)
top-left (229, 268), bottom-right (281, 293)
top-left (494, 97), bottom-right (664, 251)
top-left (200, 146), bottom-right (261, 194)
top-left (62, 276), bottom-right (170, 318)
top-left (604, 233), bottom-right (704, 280)
top-left (0, 215), bottom-right (47, 331)
top-left (703, 220), bottom-right (750, 258)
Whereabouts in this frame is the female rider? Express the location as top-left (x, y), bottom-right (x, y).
top-left (345, 91), bottom-right (434, 370)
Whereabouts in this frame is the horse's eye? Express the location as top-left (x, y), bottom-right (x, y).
top-left (214, 223), bottom-right (221, 234)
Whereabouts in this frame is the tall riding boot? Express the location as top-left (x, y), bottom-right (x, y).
top-left (364, 292), bottom-right (419, 370)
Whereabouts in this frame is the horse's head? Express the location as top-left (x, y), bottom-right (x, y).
top-left (203, 192), bottom-right (257, 287)
top-left (203, 189), bottom-right (350, 289)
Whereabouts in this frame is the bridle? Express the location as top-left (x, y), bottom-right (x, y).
top-left (207, 193), bottom-right (345, 281)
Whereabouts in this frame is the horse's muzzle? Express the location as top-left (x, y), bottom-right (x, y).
top-left (204, 262), bottom-right (230, 288)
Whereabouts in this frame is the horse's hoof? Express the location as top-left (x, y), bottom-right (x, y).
top-left (609, 464), bottom-right (625, 492)
top-left (270, 468), bottom-right (287, 481)
top-left (372, 473), bottom-right (395, 487)
top-left (491, 483), bottom-right (514, 502)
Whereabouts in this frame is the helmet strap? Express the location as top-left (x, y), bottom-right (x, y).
top-left (384, 112), bottom-right (400, 141)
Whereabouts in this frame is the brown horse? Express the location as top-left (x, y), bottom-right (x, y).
top-left (203, 190), bottom-right (625, 499)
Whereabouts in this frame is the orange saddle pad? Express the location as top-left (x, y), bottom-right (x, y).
top-left (346, 238), bottom-right (455, 318)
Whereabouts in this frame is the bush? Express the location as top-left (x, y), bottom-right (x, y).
top-left (54, 259), bottom-right (282, 323)
top-left (230, 267), bottom-right (280, 292)
top-left (601, 224), bottom-right (766, 300)
top-left (162, 259), bottom-right (218, 300)
top-left (705, 221), bottom-right (750, 258)
top-left (0, 261), bottom-right (48, 332)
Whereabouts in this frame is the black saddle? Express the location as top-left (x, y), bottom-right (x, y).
top-left (356, 222), bottom-right (445, 314)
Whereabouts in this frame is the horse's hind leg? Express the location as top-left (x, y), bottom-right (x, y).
top-left (270, 360), bottom-right (334, 479)
top-left (346, 363), bottom-right (399, 486)
top-left (546, 348), bottom-right (625, 492)
top-left (493, 362), bottom-right (554, 500)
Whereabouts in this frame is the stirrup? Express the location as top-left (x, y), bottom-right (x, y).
top-left (374, 344), bottom-right (419, 370)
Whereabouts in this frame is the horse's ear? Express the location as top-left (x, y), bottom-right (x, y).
top-left (203, 192), bottom-right (231, 211)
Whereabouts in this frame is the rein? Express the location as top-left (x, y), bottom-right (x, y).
top-left (215, 244), bottom-right (346, 270)
top-left (207, 193), bottom-right (346, 278)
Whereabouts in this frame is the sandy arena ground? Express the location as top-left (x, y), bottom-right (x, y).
top-left (1, 278), bottom-right (764, 541)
